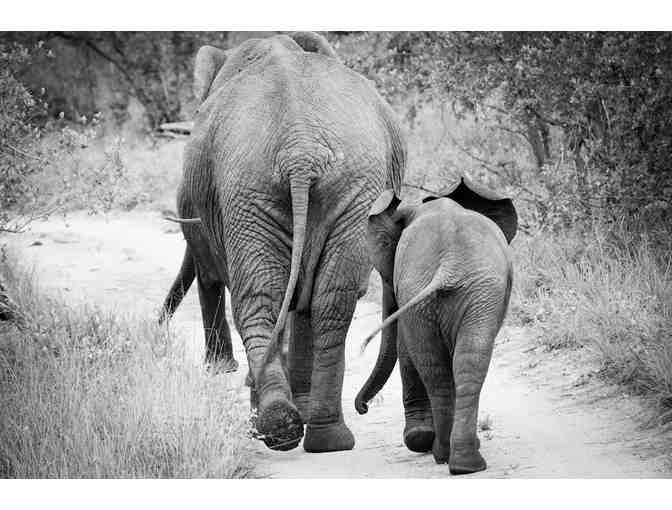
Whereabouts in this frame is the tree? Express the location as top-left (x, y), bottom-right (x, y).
top-left (47, 32), bottom-right (230, 128)
top-left (335, 31), bottom-right (672, 224)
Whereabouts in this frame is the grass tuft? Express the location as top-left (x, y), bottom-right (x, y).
top-left (512, 219), bottom-right (672, 417)
top-left (0, 254), bottom-right (252, 478)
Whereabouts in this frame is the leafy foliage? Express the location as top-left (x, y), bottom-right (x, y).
top-left (10, 32), bottom-right (232, 129)
top-left (0, 41), bottom-right (55, 232)
top-left (333, 32), bottom-right (672, 227)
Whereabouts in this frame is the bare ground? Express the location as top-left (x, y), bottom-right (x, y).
top-left (3, 210), bottom-right (670, 478)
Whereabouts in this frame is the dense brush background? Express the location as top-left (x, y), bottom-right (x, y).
top-left (1, 31), bottom-right (671, 476)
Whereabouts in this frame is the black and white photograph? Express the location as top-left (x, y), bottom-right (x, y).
top-left (1, 3), bottom-right (671, 496)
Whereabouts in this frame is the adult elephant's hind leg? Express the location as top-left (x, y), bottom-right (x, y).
top-left (289, 310), bottom-right (313, 422)
top-left (302, 248), bottom-right (359, 452)
top-left (197, 276), bottom-right (237, 373)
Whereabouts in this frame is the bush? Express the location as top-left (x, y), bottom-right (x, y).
top-left (0, 254), bottom-right (252, 478)
top-left (0, 41), bottom-right (105, 233)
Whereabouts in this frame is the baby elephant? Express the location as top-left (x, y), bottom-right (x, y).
top-left (355, 177), bottom-right (517, 475)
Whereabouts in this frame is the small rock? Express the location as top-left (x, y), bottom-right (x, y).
top-left (30, 240), bottom-right (43, 247)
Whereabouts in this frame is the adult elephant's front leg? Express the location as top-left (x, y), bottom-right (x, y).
top-left (197, 275), bottom-right (237, 373)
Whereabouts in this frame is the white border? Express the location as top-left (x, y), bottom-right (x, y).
top-left (2, 1), bottom-right (672, 30)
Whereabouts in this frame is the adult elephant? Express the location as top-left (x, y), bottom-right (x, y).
top-left (166, 32), bottom-right (406, 453)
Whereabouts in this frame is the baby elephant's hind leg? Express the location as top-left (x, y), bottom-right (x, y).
top-left (398, 319), bottom-right (435, 453)
top-left (448, 303), bottom-right (502, 475)
top-left (400, 315), bottom-right (455, 463)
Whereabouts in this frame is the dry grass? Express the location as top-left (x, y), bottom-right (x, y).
top-left (30, 132), bottom-right (186, 216)
top-left (511, 221), bottom-right (672, 418)
top-left (0, 254), bottom-right (252, 478)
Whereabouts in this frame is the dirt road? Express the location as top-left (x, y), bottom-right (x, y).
top-left (4, 211), bottom-right (669, 477)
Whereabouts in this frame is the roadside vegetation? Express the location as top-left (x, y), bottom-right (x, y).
top-left (0, 252), bottom-right (252, 477)
top-left (513, 221), bottom-right (672, 423)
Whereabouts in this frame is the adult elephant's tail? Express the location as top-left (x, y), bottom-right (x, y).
top-left (355, 274), bottom-right (445, 414)
top-left (262, 175), bottom-right (311, 365)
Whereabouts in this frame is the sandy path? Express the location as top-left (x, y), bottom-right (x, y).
top-left (4, 211), bottom-right (669, 478)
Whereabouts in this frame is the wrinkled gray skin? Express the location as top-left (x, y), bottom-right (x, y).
top-left (160, 32), bottom-right (405, 453)
top-left (354, 180), bottom-right (516, 474)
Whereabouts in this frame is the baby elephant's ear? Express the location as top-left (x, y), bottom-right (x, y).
top-left (369, 189), bottom-right (401, 219)
top-left (425, 177), bottom-right (518, 243)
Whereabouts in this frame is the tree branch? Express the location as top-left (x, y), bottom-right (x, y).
top-left (50, 32), bottom-right (136, 87)
top-left (49, 31), bottom-right (159, 125)
top-left (444, 129), bottom-right (544, 201)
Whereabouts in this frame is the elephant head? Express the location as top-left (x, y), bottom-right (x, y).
top-left (193, 32), bottom-right (337, 104)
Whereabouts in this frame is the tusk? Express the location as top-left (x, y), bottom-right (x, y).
top-left (163, 216), bottom-right (202, 224)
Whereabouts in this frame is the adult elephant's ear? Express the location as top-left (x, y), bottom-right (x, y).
top-left (194, 45), bottom-right (228, 103)
top-left (290, 32), bottom-right (338, 59)
top-left (424, 177), bottom-right (518, 244)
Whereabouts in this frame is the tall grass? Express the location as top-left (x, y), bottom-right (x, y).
top-left (512, 219), bottom-right (672, 419)
top-left (0, 256), bottom-right (252, 478)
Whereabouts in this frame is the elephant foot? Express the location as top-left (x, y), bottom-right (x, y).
top-left (255, 398), bottom-right (304, 451)
top-left (293, 393), bottom-right (311, 423)
top-left (206, 357), bottom-right (239, 374)
top-left (404, 425), bottom-right (435, 453)
top-left (303, 421), bottom-right (355, 453)
top-left (448, 439), bottom-right (486, 475)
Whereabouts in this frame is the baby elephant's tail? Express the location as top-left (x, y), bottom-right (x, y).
top-left (360, 275), bottom-right (444, 354)
top-left (355, 274), bottom-right (445, 415)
